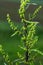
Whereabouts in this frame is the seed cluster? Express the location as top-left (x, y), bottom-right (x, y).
top-left (0, 45), bottom-right (13, 65)
top-left (19, 0), bottom-right (30, 21)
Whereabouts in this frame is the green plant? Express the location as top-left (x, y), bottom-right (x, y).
top-left (0, 0), bottom-right (43, 65)
top-left (0, 45), bottom-right (13, 65)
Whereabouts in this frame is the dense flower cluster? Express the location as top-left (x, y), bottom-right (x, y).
top-left (31, 6), bottom-right (42, 20)
top-left (7, 14), bottom-right (19, 37)
top-left (0, 45), bottom-right (13, 65)
top-left (19, 0), bottom-right (30, 22)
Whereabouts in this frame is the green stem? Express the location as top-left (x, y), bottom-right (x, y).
top-left (23, 21), bottom-right (29, 65)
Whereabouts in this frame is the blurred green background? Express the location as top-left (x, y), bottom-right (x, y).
top-left (0, 0), bottom-right (43, 5)
top-left (0, 0), bottom-right (43, 65)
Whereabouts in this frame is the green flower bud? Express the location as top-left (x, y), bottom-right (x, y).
top-left (21, 8), bottom-right (25, 13)
top-left (21, 0), bottom-right (24, 4)
top-left (22, 1), bottom-right (26, 6)
top-left (21, 35), bottom-right (26, 40)
top-left (20, 14), bottom-right (23, 18)
top-left (7, 13), bottom-right (9, 17)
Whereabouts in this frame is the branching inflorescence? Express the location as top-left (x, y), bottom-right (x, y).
top-left (0, 0), bottom-right (43, 65)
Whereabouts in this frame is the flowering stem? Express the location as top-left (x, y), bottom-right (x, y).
top-left (23, 20), bottom-right (29, 65)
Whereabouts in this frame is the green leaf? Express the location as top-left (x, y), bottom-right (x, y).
top-left (18, 45), bottom-right (26, 51)
top-left (11, 31), bottom-right (19, 37)
top-left (30, 49), bottom-right (43, 55)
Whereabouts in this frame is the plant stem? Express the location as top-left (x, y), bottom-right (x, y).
top-left (23, 21), bottom-right (29, 65)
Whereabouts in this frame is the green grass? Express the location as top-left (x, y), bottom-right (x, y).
top-left (0, 21), bottom-right (43, 65)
